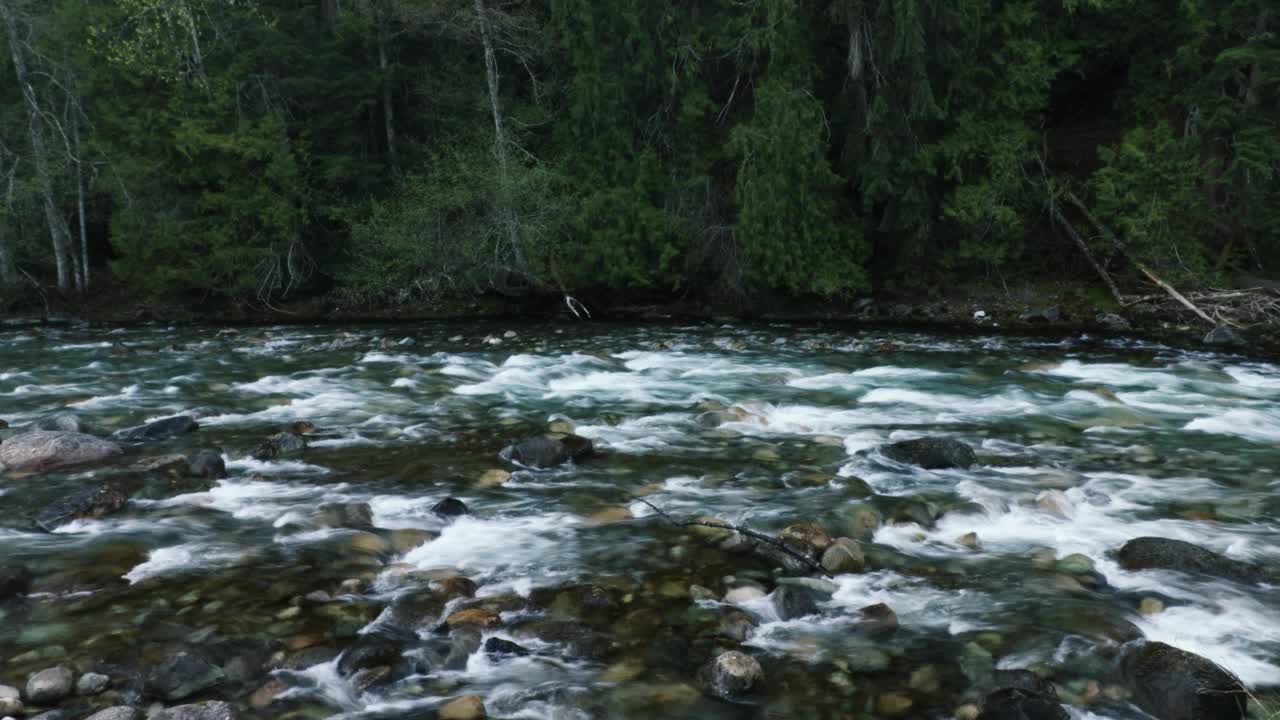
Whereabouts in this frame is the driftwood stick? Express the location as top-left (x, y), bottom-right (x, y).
top-left (639, 499), bottom-right (833, 578)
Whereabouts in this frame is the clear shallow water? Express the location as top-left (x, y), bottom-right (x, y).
top-left (0, 322), bottom-right (1278, 719)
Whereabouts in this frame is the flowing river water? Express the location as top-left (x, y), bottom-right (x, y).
top-left (1, 321), bottom-right (1278, 719)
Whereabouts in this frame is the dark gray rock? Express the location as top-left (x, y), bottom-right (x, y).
top-left (500, 435), bottom-right (594, 469)
top-left (315, 503), bottom-right (373, 529)
top-left (1117, 641), bottom-right (1247, 720)
top-left (1019, 306), bottom-right (1061, 323)
top-left (702, 651), bottom-right (764, 701)
top-left (337, 634), bottom-right (406, 677)
top-left (1117, 537), bottom-right (1269, 584)
top-left (35, 483), bottom-right (130, 531)
top-left (85, 708), bottom-right (142, 720)
top-left (26, 666), bottom-right (75, 704)
top-left (880, 437), bottom-right (976, 470)
top-left (484, 637), bottom-right (531, 658)
top-left (146, 652), bottom-right (225, 701)
top-left (444, 629), bottom-right (482, 670)
top-left (251, 431), bottom-right (306, 460)
top-left (0, 431), bottom-right (122, 472)
top-left (1096, 312), bottom-right (1132, 331)
top-left (0, 564), bottom-right (32, 600)
top-left (978, 687), bottom-right (1069, 720)
top-left (112, 415), bottom-right (199, 442)
top-left (149, 701), bottom-right (235, 720)
top-left (186, 450), bottom-right (226, 480)
top-left (770, 585), bottom-right (819, 621)
top-left (859, 603), bottom-right (898, 637)
top-left (31, 413), bottom-right (83, 433)
top-left (432, 498), bottom-right (468, 518)
top-left (1203, 325), bottom-right (1246, 348)
top-left (991, 669), bottom-right (1057, 697)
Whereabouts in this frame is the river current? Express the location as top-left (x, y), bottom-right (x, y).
top-left (1, 321), bottom-right (1277, 719)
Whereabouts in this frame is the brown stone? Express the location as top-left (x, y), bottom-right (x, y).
top-left (445, 608), bottom-right (500, 629)
top-left (249, 678), bottom-right (287, 708)
top-left (437, 694), bottom-right (486, 719)
top-left (439, 576), bottom-right (478, 599)
top-left (780, 522), bottom-right (832, 552)
top-left (877, 691), bottom-right (913, 717)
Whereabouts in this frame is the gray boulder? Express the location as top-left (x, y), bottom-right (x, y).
top-left (0, 564), bottom-right (32, 601)
top-left (500, 435), bottom-right (594, 469)
top-left (770, 585), bottom-right (819, 621)
top-left (85, 708), bottom-right (141, 720)
top-left (76, 672), bottom-right (110, 695)
top-left (31, 413), bottom-right (83, 433)
top-left (112, 415), bottom-right (198, 442)
top-left (251, 431), bottom-right (306, 460)
top-left (0, 431), bottom-right (122, 472)
top-left (702, 651), bottom-right (764, 701)
top-left (186, 450), bottom-right (226, 480)
top-left (149, 702), bottom-right (234, 720)
top-left (880, 437), bottom-right (976, 470)
top-left (978, 687), bottom-right (1069, 720)
top-left (1117, 641), bottom-right (1246, 720)
top-left (1203, 325), bottom-right (1246, 348)
top-left (146, 652), bottom-right (225, 701)
top-left (26, 666), bottom-right (75, 704)
top-left (1117, 537), bottom-right (1269, 584)
top-left (1096, 312), bottom-right (1132, 331)
top-left (1019, 306), bottom-right (1061, 323)
top-left (35, 483), bottom-right (130, 531)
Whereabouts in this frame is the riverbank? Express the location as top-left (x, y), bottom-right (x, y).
top-left (3, 280), bottom-right (1278, 358)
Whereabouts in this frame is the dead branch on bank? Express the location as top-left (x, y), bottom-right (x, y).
top-left (638, 499), bottom-right (833, 578)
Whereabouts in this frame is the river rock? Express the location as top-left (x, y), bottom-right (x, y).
top-left (1117, 537), bottom-right (1269, 584)
top-left (880, 437), bottom-right (976, 469)
top-left (26, 666), bottom-right (75, 704)
top-left (315, 502), bottom-right (374, 529)
top-left (76, 672), bottom-right (110, 695)
top-left (0, 431), bottom-right (122, 472)
top-left (338, 634), bottom-right (405, 677)
top-left (438, 695), bottom-right (486, 720)
top-left (771, 585), bottom-right (819, 620)
top-left (1117, 641), bottom-right (1247, 720)
top-left (251, 431), bottom-right (307, 460)
top-left (1096, 312), bottom-right (1131, 330)
top-left (484, 637), bottom-right (531, 658)
top-left (432, 498), bottom-right (468, 517)
top-left (859, 603), bottom-right (898, 636)
top-left (724, 586), bottom-right (765, 604)
top-left (500, 435), bottom-right (594, 469)
top-left (35, 483), bottom-right (130, 531)
top-left (112, 415), bottom-right (199, 442)
top-left (131, 454), bottom-right (190, 475)
top-left (146, 651), bottom-right (225, 701)
top-left (1036, 490), bottom-right (1074, 518)
top-left (85, 710), bottom-right (141, 720)
top-left (186, 450), bottom-right (226, 480)
top-left (32, 413), bottom-right (83, 433)
top-left (149, 701), bottom-right (234, 720)
top-left (821, 537), bottom-right (865, 574)
top-left (702, 651), bottom-right (763, 700)
top-left (1203, 325), bottom-right (1245, 348)
top-left (978, 687), bottom-right (1069, 720)
top-left (0, 564), bottom-right (32, 600)
top-left (1019, 306), bottom-right (1061, 323)
top-left (779, 522), bottom-right (832, 551)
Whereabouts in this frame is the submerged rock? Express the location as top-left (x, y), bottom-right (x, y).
top-left (484, 637), bottom-right (531, 658)
top-left (500, 435), bottom-right (594, 469)
top-left (859, 603), bottom-right (899, 637)
top-left (251, 431), bottom-right (307, 460)
top-left (0, 431), bottom-right (122, 472)
top-left (880, 437), bottom-right (977, 470)
top-left (770, 585), bottom-right (819, 621)
top-left (978, 687), bottom-right (1069, 720)
top-left (1117, 641), bottom-right (1247, 720)
top-left (31, 413), bottom-right (83, 433)
top-left (1117, 537), bottom-right (1270, 584)
top-left (112, 415), bottom-right (199, 442)
top-left (85, 709), bottom-right (141, 720)
top-left (75, 672), bottom-right (110, 695)
top-left (35, 483), bottom-right (130, 531)
top-left (146, 652), bottom-right (225, 701)
top-left (186, 450), bottom-right (226, 480)
top-left (149, 701), bottom-right (234, 720)
top-left (0, 564), bottom-right (32, 601)
top-left (432, 498), bottom-right (468, 517)
top-left (438, 695), bottom-right (486, 720)
top-left (702, 651), bottom-right (764, 701)
top-left (821, 537), bottom-right (865, 574)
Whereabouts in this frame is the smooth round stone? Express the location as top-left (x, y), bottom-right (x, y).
top-left (438, 695), bottom-right (487, 719)
top-left (476, 469), bottom-right (511, 488)
top-left (26, 666), bottom-right (75, 704)
top-left (85, 709), bottom-right (141, 720)
top-left (548, 420), bottom-right (574, 434)
top-left (955, 704), bottom-right (980, 720)
top-left (76, 672), bottom-right (110, 695)
top-left (688, 585), bottom-right (717, 602)
top-left (877, 691), bottom-right (914, 717)
top-left (0, 697), bottom-right (20, 717)
top-left (704, 651), bottom-right (764, 700)
top-left (723, 586), bottom-right (765, 604)
top-left (1139, 597), bottom-right (1165, 615)
top-left (1055, 553), bottom-right (1095, 575)
top-left (956, 532), bottom-right (980, 548)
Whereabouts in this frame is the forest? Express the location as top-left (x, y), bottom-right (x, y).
top-left (0, 0), bottom-right (1276, 313)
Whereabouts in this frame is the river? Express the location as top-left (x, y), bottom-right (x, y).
top-left (1, 321), bottom-right (1277, 719)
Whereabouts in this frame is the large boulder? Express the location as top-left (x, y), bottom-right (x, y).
top-left (880, 438), bottom-right (976, 470)
top-left (149, 701), bottom-right (235, 720)
top-left (770, 585), bottom-right (819, 621)
top-left (146, 652), bottom-right (225, 701)
top-left (500, 435), bottom-right (594, 469)
top-left (26, 666), bottom-right (75, 704)
top-left (1117, 537), bottom-right (1270, 584)
top-left (35, 483), bottom-right (130, 531)
top-left (112, 415), bottom-right (199, 442)
top-left (1203, 325), bottom-right (1246, 348)
top-left (1117, 641), bottom-right (1247, 720)
top-left (0, 431), bottom-right (122, 473)
top-left (978, 687), bottom-right (1069, 720)
top-left (702, 651), bottom-right (764, 701)
top-left (186, 450), bottom-right (226, 480)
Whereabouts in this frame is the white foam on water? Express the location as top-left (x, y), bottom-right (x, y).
top-left (788, 366), bottom-right (955, 390)
top-left (67, 384), bottom-right (143, 408)
top-left (402, 513), bottom-right (583, 585)
top-left (1185, 408), bottom-right (1280, 442)
top-left (153, 477), bottom-right (338, 521)
top-left (225, 457), bottom-right (332, 475)
top-left (390, 377), bottom-right (416, 388)
top-left (124, 543), bottom-right (242, 583)
top-left (1135, 593), bottom-right (1280, 686)
top-left (860, 387), bottom-right (1038, 417)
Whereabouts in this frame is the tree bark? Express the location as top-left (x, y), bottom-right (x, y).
top-left (474, 0), bottom-right (522, 268)
top-left (0, 228), bottom-right (13, 284)
top-left (1048, 202), bottom-right (1124, 306)
top-left (377, 8), bottom-right (399, 173)
top-left (1, 0), bottom-right (74, 291)
top-left (73, 108), bottom-right (90, 290)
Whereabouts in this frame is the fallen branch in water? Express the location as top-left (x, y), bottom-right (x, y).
top-left (638, 498), bottom-right (833, 578)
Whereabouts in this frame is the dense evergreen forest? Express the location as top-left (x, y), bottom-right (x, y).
top-left (0, 0), bottom-right (1276, 312)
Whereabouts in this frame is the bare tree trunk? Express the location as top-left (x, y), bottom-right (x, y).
top-left (73, 110), bottom-right (90, 290)
top-left (320, 0), bottom-right (338, 27)
top-left (474, 0), bottom-right (522, 268)
top-left (1, 0), bottom-right (73, 291)
top-left (0, 229), bottom-right (13, 284)
top-left (183, 0), bottom-right (206, 79)
top-left (377, 10), bottom-right (399, 173)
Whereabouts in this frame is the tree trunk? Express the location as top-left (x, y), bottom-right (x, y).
top-left (377, 10), bottom-right (399, 173)
top-left (474, 0), bottom-right (522, 267)
top-left (183, 0), bottom-right (205, 79)
top-left (320, 0), bottom-right (338, 27)
top-left (0, 229), bottom-right (13, 284)
top-left (1, 0), bottom-right (74, 291)
top-left (73, 109), bottom-right (90, 290)
top-left (1237, 7), bottom-right (1270, 271)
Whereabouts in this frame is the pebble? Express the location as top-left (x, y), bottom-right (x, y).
top-left (723, 586), bottom-right (765, 604)
top-left (26, 666), bottom-right (75, 704)
top-left (1140, 597), bottom-right (1165, 615)
top-left (438, 695), bottom-right (487, 719)
top-left (476, 469), bottom-right (511, 488)
top-left (956, 532), bottom-right (980, 548)
top-left (955, 704), bottom-right (980, 720)
top-left (877, 691), bottom-right (914, 717)
top-left (76, 672), bottom-right (110, 695)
